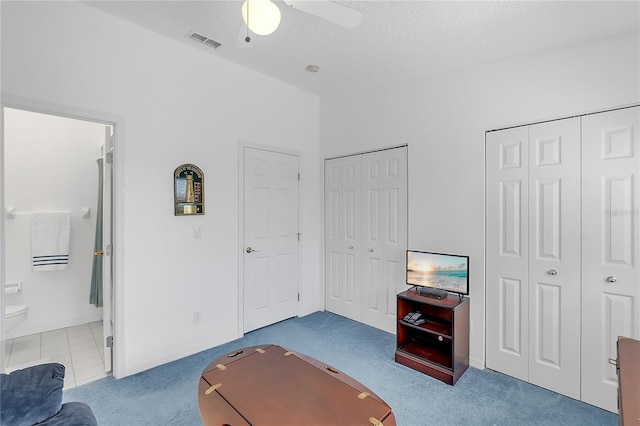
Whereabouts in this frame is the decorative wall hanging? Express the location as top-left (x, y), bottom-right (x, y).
top-left (174, 164), bottom-right (204, 215)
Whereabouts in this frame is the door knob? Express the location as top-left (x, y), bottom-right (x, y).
top-left (548, 269), bottom-right (558, 276)
top-left (367, 248), bottom-right (374, 252)
top-left (607, 276), bottom-right (617, 283)
top-left (347, 245), bottom-right (354, 250)
top-left (246, 247), bottom-right (259, 253)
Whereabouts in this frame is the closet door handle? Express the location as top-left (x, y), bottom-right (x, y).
top-left (548, 269), bottom-right (558, 276)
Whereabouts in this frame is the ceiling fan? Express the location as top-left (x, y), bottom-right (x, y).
top-left (238, 0), bottom-right (363, 46)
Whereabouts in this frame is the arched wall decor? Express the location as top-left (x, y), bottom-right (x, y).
top-left (174, 164), bottom-right (204, 215)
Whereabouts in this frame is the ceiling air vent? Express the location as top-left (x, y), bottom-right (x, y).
top-left (187, 31), bottom-right (222, 49)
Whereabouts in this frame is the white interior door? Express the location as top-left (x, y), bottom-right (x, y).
top-left (243, 147), bottom-right (300, 333)
top-left (101, 127), bottom-right (113, 372)
top-left (324, 156), bottom-right (362, 322)
top-left (486, 126), bottom-right (530, 381)
top-left (527, 118), bottom-right (581, 398)
top-left (361, 148), bottom-right (407, 333)
top-left (581, 106), bottom-right (640, 412)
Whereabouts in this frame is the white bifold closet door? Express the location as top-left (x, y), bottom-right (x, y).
top-left (486, 106), bottom-right (639, 412)
top-left (581, 107), bottom-right (639, 412)
top-left (325, 155), bottom-right (362, 322)
top-left (485, 118), bottom-right (581, 399)
top-left (325, 147), bottom-right (407, 334)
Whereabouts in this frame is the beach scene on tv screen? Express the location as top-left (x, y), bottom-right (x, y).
top-left (407, 251), bottom-right (468, 292)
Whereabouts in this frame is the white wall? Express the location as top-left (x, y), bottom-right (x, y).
top-left (320, 33), bottom-right (640, 368)
top-left (4, 108), bottom-right (104, 338)
top-left (1, 1), bottom-right (321, 376)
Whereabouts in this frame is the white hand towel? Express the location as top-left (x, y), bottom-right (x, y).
top-left (32, 211), bottom-right (71, 271)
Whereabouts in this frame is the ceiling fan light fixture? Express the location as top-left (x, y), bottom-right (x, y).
top-left (242, 0), bottom-right (281, 36)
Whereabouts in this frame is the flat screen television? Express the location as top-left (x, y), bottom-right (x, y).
top-left (406, 250), bottom-right (469, 297)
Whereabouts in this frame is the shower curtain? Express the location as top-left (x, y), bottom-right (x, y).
top-left (90, 158), bottom-right (103, 307)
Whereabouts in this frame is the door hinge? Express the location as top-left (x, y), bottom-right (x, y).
top-left (106, 151), bottom-right (114, 164)
top-left (298, 293), bottom-right (300, 302)
top-left (297, 172), bottom-right (300, 181)
top-left (106, 336), bottom-right (113, 348)
top-left (297, 232), bottom-right (301, 241)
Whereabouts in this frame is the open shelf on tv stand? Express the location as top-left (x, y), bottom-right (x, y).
top-left (399, 317), bottom-right (452, 336)
top-left (395, 288), bottom-right (470, 385)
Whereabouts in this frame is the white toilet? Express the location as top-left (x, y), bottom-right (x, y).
top-left (5, 304), bottom-right (29, 332)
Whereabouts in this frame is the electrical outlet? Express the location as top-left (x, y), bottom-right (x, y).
top-left (193, 226), bottom-right (201, 238)
top-left (193, 311), bottom-right (202, 324)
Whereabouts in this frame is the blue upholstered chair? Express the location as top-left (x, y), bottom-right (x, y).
top-left (0, 363), bottom-right (97, 426)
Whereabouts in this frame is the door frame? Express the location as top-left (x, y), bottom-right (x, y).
top-left (0, 95), bottom-right (125, 378)
top-left (237, 139), bottom-right (303, 337)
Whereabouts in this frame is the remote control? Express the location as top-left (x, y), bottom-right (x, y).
top-left (408, 312), bottom-right (422, 322)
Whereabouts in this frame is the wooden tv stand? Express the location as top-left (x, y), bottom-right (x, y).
top-left (395, 288), bottom-right (469, 385)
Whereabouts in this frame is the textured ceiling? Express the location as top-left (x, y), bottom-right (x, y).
top-left (83, 1), bottom-right (640, 95)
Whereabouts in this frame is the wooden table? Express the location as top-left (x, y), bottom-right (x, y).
top-left (198, 344), bottom-right (396, 425)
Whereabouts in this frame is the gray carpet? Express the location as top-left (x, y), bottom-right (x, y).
top-left (63, 311), bottom-right (617, 425)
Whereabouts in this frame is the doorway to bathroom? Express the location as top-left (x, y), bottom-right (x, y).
top-left (2, 107), bottom-right (115, 388)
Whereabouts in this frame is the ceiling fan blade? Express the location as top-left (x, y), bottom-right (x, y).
top-left (283, 0), bottom-right (363, 28)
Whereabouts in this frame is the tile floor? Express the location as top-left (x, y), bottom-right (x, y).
top-left (4, 321), bottom-right (110, 389)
